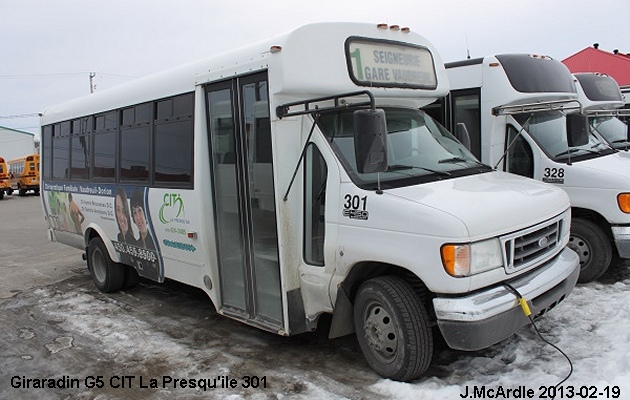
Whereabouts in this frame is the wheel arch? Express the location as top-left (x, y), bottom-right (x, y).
top-left (571, 207), bottom-right (613, 239)
top-left (84, 224), bottom-right (121, 263)
top-left (328, 261), bottom-right (435, 339)
top-left (571, 207), bottom-right (617, 257)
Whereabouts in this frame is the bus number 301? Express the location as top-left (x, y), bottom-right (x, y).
top-left (343, 194), bottom-right (369, 221)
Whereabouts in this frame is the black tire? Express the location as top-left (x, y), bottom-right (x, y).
top-left (353, 275), bottom-right (433, 382)
top-left (87, 237), bottom-right (125, 292)
top-left (568, 218), bottom-right (612, 283)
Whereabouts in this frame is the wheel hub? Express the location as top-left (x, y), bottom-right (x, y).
top-left (362, 304), bottom-right (398, 362)
top-left (568, 234), bottom-right (591, 266)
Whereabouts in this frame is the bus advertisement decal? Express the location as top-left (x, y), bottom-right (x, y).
top-left (43, 182), bottom-right (164, 282)
top-left (114, 186), bottom-right (162, 282)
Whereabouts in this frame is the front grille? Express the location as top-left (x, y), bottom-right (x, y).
top-left (502, 217), bottom-right (563, 273)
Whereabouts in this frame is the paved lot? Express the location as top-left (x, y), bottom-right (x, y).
top-left (0, 195), bottom-right (84, 299)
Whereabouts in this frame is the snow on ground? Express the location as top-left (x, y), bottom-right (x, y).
top-left (372, 275), bottom-right (630, 399)
top-left (2, 263), bottom-right (625, 400)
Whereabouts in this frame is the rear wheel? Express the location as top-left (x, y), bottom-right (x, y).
top-left (568, 218), bottom-right (611, 283)
top-left (87, 237), bottom-right (125, 292)
top-left (353, 275), bottom-right (433, 382)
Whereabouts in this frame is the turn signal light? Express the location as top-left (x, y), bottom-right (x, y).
top-left (617, 193), bottom-right (630, 213)
top-left (441, 244), bottom-right (470, 277)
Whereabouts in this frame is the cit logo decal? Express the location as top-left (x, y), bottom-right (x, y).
top-left (159, 193), bottom-right (185, 224)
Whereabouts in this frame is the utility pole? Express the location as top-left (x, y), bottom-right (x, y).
top-left (89, 72), bottom-right (96, 93)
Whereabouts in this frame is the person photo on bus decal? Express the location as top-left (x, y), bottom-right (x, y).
top-left (115, 187), bottom-right (134, 243)
top-left (130, 188), bottom-right (156, 251)
top-left (68, 192), bottom-right (85, 234)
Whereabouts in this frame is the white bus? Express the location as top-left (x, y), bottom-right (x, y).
top-left (435, 54), bottom-right (630, 283)
top-left (573, 73), bottom-right (630, 150)
top-left (40, 24), bottom-right (579, 381)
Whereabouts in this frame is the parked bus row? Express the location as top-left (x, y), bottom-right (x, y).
top-left (0, 153), bottom-right (40, 200)
top-left (427, 58), bottom-right (630, 283)
top-left (37, 21), bottom-right (628, 381)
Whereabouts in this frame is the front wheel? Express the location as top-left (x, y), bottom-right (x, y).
top-left (353, 275), bottom-right (433, 382)
top-left (568, 218), bottom-right (612, 283)
top-left (87, 237), bottom-right (125, 292)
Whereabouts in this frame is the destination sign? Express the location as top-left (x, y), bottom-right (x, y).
top-left (346, 38), bottom-right (437, 89)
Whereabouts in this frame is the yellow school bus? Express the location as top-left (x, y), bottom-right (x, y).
top-left (8, 153), bottom-right (40, 196)
top-left (0, 157), bottom-right (9, 199)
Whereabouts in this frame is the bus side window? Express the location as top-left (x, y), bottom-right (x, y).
top-left (505, 126), bottom-right (534, 178)
top-left (304, 144), bottom-right (327, 266)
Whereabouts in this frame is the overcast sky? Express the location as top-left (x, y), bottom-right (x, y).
top-left (1, 0), bottom-right (628, 137)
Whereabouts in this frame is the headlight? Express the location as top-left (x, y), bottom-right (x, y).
top-left (617, 193), bottom-right (630, 213)
top-left (441, 238), bottom-right (504, 277)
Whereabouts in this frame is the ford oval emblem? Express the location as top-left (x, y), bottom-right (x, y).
top-left (538, 237), bottom-right (549, 248)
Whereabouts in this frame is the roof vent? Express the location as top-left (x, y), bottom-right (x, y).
top-left (613, 49), bottom-right (619, 54)
top-left (593, 43), bottom-right (599, 49)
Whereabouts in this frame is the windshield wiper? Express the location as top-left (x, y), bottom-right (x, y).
top-left (438, 157), bottom-right (489, 169)
top-left (438, 156), bottom-right (468, 164)
top-left (591, 142), bottom-right (613, 151)
top-left (554, 148), bottom-right (598, 158)
top-left (387, 164), bottom-right (451, 176)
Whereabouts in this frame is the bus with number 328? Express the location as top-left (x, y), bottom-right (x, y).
top-left (436, 55), bottom-right (630, 283)
top-left (40, 22), bottom-right (579, 381)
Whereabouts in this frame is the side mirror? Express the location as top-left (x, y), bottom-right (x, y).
top-left (455, 123), bottom-right (472, 151)
top-left (354, 109), bottom-right (388, 173)
top-left (566, 113), bottom-right (590, 147)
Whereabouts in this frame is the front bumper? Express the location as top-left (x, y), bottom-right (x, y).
top-left (611, 226), bottom-right (630, 259)
top-left (433, 247), bottom-right (579, 351)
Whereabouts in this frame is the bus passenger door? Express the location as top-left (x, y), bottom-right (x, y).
top-left (205, 72), bottom-right (283, 330)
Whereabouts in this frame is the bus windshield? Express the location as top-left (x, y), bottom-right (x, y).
top-left (590, 116), bottom-right (630, 149)
top-left (318, 108), bottom-right (489, 190)
top-left (515, 111), bottom-right (616, 162)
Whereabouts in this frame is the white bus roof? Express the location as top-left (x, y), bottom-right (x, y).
top-left (41, 22), bottom-right (448, 125)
